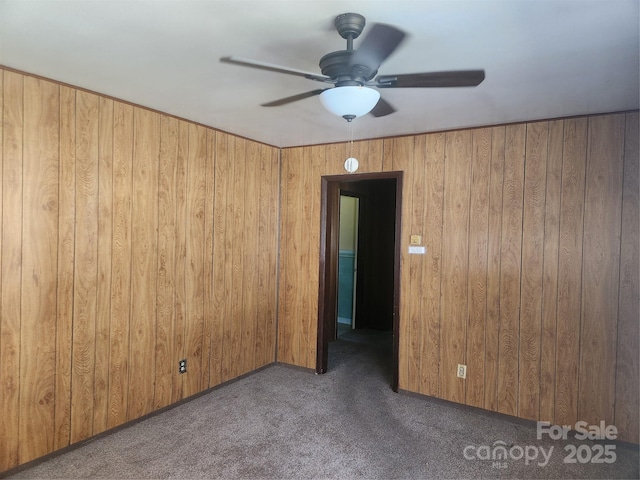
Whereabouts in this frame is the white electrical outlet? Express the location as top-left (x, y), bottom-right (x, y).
top-left (457, 364), bottom-right (467, 379)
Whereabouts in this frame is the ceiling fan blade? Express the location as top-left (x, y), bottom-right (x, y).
top-left (370, 97), bottom-right (396, 117)
top-left (350, 23), bottom-right (406, 76)
top-left (261, 89), bottom-right (328, 107)
top-left (221, 56), bottom-right (334, 83)
top-left (374, 70), bottom-right (485, 88)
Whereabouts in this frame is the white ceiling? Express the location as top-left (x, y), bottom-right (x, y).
top-left (1, 0), bottom-right (638, 148)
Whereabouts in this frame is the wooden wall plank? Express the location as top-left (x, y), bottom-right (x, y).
top-left (466, 127), bottom-right (491, 408)
top-left (420, 132), bottom-right (445, 397)
top-left (615, 112), bottom-right (639, 443)
top-left (203, 130), bottom-right (216, 385)
top-left (0, 71), bottom-right (3, 467)
top-left (298, 147), bottom-right (312, 370)
top-left (276, 149), bottom-right (289, 364)
top-left (407, 135), bottom-right (424, 394)
top-left (184, 124), bottom-right (206, 396)
top-left (128, 108), bottom-right (159, 419)
top-left (578, 114), bottom-right (625, 425)
top-left (254, 143), bottom-right (268, 369)
top-left (23, 78), bottom-right (75, 457)
top-left (155, 115), bottom-right (179, 408)
top-left (20, 76), bottom-right (59, 463)
top-left (518, 121), bottom-right (548, 419)
top-left (172, 119), bottom-right (189, 402)
top-left (497, 124), bottom-right (525, 416)
top-left (396, 137), bottom-right (424, 391)
top-left (212, 131), bottom-right (229, 385)
top-left (70, 90), bottom-right (100, 444)
top-left (1, 70), bottom-right (24, 471)
top-left (484, 126), bottom-right (505, 412)
top-left (555, 117), bottom-right (588, 426)
top-left (440, 130), bottom-right (472, 403)
top-left (230, 137), bottom-right (246, 378)
top-left (389, 137), bottom-right (412, 390)
top-left (539, 120), bottom-right (563, 422)
top-left (93, 96), bottom-right (113, 435)
top-left (220, 133), bottom-right (236, 382)
top-left (242, 140), bottom-right (258, 373)
top-left (108, 101), bottom-right (133, 429)
top-left (265, 145), bottom-right (280, 365)
top-left (278, 149), bottom-right (296, 365)
top-left (0, 71), bottom-right (4, 467)
top-left (306, 145), bottom-right (323, 368)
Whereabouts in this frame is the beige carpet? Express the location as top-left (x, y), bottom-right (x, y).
top-left (5, 329), bottom-right (639, 479)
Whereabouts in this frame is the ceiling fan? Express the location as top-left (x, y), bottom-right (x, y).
top-left (221, 13), bottom-right (485, 121)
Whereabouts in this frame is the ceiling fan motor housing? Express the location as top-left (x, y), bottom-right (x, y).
top-left (322, 12), bottom-right (376, 85)
top-left (319, 50), bottom-right (376, 86)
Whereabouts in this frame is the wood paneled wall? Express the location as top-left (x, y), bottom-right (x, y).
top-left (278, 113), bottom-right (639, 443)
top-left (0, 69), bottom-right (279, 471)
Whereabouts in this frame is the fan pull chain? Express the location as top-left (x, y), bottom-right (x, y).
top-left (343, 121), bottom-right (360, 173)
top-left (349, 120), bottom-right (354, 159)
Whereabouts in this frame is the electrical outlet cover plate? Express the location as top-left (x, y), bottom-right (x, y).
top-left (179, 359), bottom-right (187, 374)
top-left (457, 364), bottom-right (467, 379)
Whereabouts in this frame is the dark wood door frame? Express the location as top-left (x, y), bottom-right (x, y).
top-left (316, 171), bottom-right (403, 391)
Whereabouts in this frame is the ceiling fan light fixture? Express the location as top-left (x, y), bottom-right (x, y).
top-left (319, 86), bottom-right (380, 121)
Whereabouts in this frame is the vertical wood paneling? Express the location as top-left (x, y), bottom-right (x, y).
top-left (0, 73), bottom-right (4, 467)
top-left (578, 114), bottom-right (624, 425)
top-left (94, 96), bottom-right (113, 434)
top-left (230, 137), bottom-right (246, 377)
top-left (389, 137), bottom-right (412, 389)
top-left (203, 130), bottom-right (216, 385)
top-left (254, 142), bottom-right (269, 368)
top-left (155, 115), bottom-right (179, 408)
top-left (0, 72), bottom-right (4, 467)
top-left (220, 133), bottom-right (236, 382)
top-left (184, 124), bottom-right (206, 396)
top-left (420, 132), bottom-right (445, 397)
top-left (128, 108), bottom-right (159, 419)
top-left (1, 64), bottom-right (638, 473)
top-left (265, 145), bottom-right (280, 365)
top-left (277, 149), bottom-right (296, 365)
top-left (407, 135), bottom-right (424, 393)
top-left (243, 140), bottom-right (258, 372)
top-left (213, 131), bottom-right (230, 384)
top-left (71, 90), bottom-right (99, 444)
top-left (496, 124), bottom-right (525, 416)
top-left (298, 147), bottom-right (312, 370)
top-left (440, 130), bottom-right (472, 403)
top-left (518, 121), bottom-right (548, 419)
top-left (108, 102), bottom-right (133, 429)
top-left (306, 145), bottom-right (323, 368)
top-left (172, 119), bottom-right (189, 402)
top-left (1, 71), bottom-right (23, 471)
top-left (615, 112), bottom-right (639, 443)
top-left (20, 76), bottom-right (59, 462)
top-left (466, 127), bottom-right (491, 408)
top-left (539, 120), bottom-right (563, 422)
top-left (56, 87), bottom-right (75, 450)
top-left (555, 117), bottom-right (588, 426)
top-left (277, 113), bottom-right (637, 444)
top-left (0, 68), bottom-right (282, 472)
top-left (484, 126), bottom-right (505, 412)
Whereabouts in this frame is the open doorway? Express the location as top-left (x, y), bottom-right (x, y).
top-left (317, 172), bottom-right (402, 391)
top-left (337, 194), bottom-right (359, 336)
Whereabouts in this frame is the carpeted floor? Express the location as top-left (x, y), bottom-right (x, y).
top-left (5, 329), bottom-right (639, 479)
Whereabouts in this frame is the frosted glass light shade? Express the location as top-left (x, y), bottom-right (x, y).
top-left (319, 86), bottom-right (380, 119)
